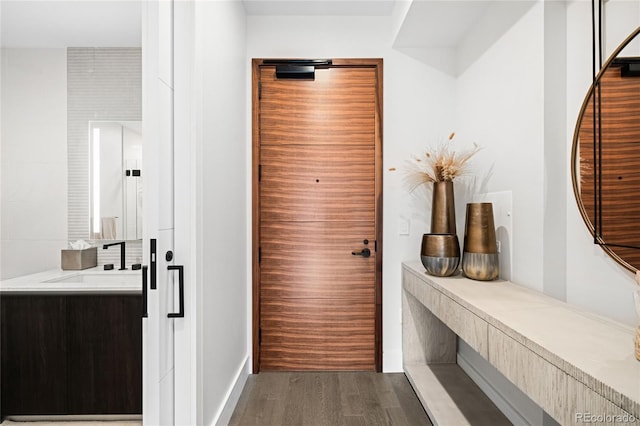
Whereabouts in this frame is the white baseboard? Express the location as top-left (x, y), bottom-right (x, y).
top-left (214, 356), bottom-right (250, 426)
top-left (457, 351), bottom-right (534, 426)
top-left (383, 347), bottom-right (403, 372)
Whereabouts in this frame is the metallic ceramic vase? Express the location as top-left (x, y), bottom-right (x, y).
top-left (462, 203), bottom-right (499, 281)
top-left (421, 233), bottom-right (460, 277)
top-left (431, 181), bottom-right (456, 234)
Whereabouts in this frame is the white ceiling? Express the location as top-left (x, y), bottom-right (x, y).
top-left (0, 0), bottom-right (396, 48)
top-left (1, 1), bottom-right (142, 48)
top-left (0, 0), bottom-right (533, 76)
top-left (394, 1), bottom-right (492, 49)
top-left (243, 0), bottom-right (396, 16)
top-left (394, 0), bottom-right (535, 75)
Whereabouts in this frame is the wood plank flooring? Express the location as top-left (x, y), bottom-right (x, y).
top-left (229, 372), bottom-right (432, 426)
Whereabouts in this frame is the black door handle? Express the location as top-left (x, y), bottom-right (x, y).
top-left (142, 265), bottom-right (148, 318)
top-left (167, 265), bottom-right (184, 318)
top-left (352, 248), bottom-right (371, 258)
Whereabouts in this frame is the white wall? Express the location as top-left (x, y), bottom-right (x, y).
top-left (456, 4), bottom-right (545, 292)
top-left (66, 47), bottom-right (142, 247)
top-left (453, 5), bottom-right (551, 424)
top-left (246, 14), bottom-right (457, 372)
top-left (450, 2), bottom-right (638, 423)
top-left (565, 1), bottom-right (639, 327)
top-left (238, 2), bottom-right (638, 419)
top-left (0, 48), bottom-right (67, 279)
top-left (196, 2), bottom-right (249, 425)
top-left (453, 2), bottom-right (640, 325)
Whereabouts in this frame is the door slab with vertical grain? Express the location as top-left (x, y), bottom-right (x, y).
top-left (253, 60), bottom-right (383, 372)
top-left (260, 298), bottom-right (376, 371)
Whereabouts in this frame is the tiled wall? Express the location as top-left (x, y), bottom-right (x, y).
top-left (67, 47), bottom-right (142, 240)
top-left (67, 48), bottom-right (142, 267)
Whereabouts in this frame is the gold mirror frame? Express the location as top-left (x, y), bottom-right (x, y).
top-left (571, 26), bottom-right (640, 272)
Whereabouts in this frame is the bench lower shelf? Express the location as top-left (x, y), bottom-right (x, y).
top-left (404, 363), bottom-right (510, 426)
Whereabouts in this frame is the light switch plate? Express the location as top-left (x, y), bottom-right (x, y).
top-left (398, 218), bottom-right (410, 235)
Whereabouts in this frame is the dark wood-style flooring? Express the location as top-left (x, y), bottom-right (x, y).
top-left (229, 372), bottom-right (432, 426)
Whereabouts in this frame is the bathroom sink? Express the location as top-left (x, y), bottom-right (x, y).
top-left (45, 272), bottom-right (139, 285)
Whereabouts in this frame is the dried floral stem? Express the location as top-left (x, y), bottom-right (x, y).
top-left (405, 132), bottom-right (480, 191)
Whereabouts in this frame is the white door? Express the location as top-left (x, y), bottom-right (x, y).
top-left (142, 1), bottom-right (196, 425)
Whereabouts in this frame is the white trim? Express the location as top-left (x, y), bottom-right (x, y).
top-left (141, 1), bottom-right (161, 424)
top-left (214, 356), bottom-right (250, 426)
top-left (457, 351), bottom-right (532, 426)
top-left (383, 347), bottom-right (403, 373)
top-left (193, 1), bottom-right (205, 424)
top-left (173, 1), bottom-right (198, 424)
top-left (6, 415), bottom-right (141, 422)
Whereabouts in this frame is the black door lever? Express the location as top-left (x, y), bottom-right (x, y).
top-left (352, 248), bottom-right (371, 258)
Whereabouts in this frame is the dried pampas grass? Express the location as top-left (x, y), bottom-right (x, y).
top-left (405, 132), bottom-right (480, 192)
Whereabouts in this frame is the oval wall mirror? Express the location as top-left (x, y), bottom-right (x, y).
top-left (571, 26), bottom-right (640, 272)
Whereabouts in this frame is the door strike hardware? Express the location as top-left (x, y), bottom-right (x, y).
top-left (167, 265), bottom-right (185, 318)
top-left (150, 239), bottom-right (157, 290)
top-left (352, 248), bottom-right (371, 258)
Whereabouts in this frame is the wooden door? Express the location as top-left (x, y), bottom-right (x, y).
top-left (253, 59), bottom-right (383, 372)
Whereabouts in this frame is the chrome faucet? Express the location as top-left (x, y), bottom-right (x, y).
top-left (103, 241), bottom-right (126, 270)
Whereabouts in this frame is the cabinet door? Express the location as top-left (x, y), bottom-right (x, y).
top-left (1, 296), bottom-right (67, 415)
top-left (66, 295), bottom-right (142, 414)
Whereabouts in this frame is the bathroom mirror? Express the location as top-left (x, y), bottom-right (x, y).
top-left (90, 121), bottom-right (142, 241)
top-left (571, 26), bottom-right (640, 272)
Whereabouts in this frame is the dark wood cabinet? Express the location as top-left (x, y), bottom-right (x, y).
top-left (1, 294), bottom-right (142, 417)
top-left (1, 296), bottom-right (68, 415)
top-left (67, 296), bottom-right (142, 414)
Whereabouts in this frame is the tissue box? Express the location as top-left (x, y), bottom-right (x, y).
top-left (61, 247), bottom-right (97, 270)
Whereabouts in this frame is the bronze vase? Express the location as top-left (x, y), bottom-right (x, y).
top-left (420, 181), bottom-right (460, 277)
top-left (462, 203), bottom-right (499, 281)
top-left (421, 233), bottom-right (460, 277)
top-left (431, 181), bottom-right (456, 234)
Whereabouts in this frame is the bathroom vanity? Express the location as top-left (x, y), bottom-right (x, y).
top-left (402, 261), bottom-right (640, 425)
top-left (0, 269), bottom-right (142, 418)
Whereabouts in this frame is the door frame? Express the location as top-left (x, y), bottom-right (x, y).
top-left (142, 1), bottom-right (199, 424)
top-left (251, 58), bottom-right (384, 373)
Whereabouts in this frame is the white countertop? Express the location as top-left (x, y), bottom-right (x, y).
top-left (0, 267), bottom-right (142, 295)
top-left (403, 260), bottom-right (640, 417)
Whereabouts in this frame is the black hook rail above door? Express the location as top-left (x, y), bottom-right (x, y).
top-left (263, 59), bottom-right (332, 80)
